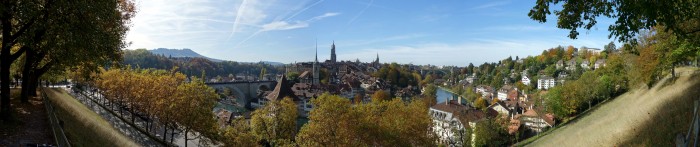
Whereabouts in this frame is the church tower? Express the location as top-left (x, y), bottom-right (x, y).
top-left (331, 40), bottom-right (336, 63)
top-left (313, 41), bottom-right (320, 85)
top-left (375, 53), bottom-right (379, 63)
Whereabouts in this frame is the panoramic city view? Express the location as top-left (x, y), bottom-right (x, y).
top-left (1, 0), bottom-right (700, 146)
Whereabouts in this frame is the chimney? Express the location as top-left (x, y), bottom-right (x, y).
top-left (458, 96), bottom-right (462, 105)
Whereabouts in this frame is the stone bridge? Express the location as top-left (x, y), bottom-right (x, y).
top-left (206, 80), bottom-right (277, 108)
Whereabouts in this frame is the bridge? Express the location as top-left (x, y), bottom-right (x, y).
top-left (205, 80), bottom-right (277, 108)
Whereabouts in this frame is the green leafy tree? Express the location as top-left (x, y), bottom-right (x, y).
top-left (423, 84), bottom-right (437, 98)
top-left (604, 41), bottom-right (617, 53)
top-left (0, 0), bottom-right (136, 120)
top-left (473, 118), bottom-right (508, 146)
top-left (528, 0), bottom-right (700, 43)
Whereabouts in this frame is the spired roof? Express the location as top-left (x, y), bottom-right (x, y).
top-left (266, 74), bottom-right (300, 101)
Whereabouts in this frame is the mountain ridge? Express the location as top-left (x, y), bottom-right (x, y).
top-left (146, 48), bottom-right (284, 66)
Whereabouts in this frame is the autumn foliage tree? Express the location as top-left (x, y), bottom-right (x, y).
top-left (296, 93), bottom-right (436, 146)
top-left (371, 90), bottom-right (392, 102)
top-left (173, 78), bottom-right (219, 147)
top-left (250, 97), bottom-right (298, 146)
top-left (93, 67), bottom-right (219, 145)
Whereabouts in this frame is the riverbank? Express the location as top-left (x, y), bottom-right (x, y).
top-left (435, 86), bottom-right (465, 104)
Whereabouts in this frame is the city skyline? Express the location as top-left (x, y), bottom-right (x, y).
top-left (126, 0), bottom-right (617, 66)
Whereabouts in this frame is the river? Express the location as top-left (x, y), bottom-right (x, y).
top-left (436, 87), bottom-right (461, 104)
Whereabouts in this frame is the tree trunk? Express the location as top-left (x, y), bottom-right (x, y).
top-left (20, 72), bottom-right (34, 103)
top-left (131, 106), bottom-right (135, 124)
top-left (28, 74), bottom-right (40, 97)
top-left (0, 53), bottom-right (11, 120)
top-left (185, 129), bottom-right (189, 147)
top-left (20, 48), bottom-right (36, 103)
top-left (21, 49), bottom-right (50, 102)
top-left (0, 0), bottom-right (36, 120)
top-left (163, 124), bottom-right (168, 141)
top-left (171, 127), bottom-right (176, 143)
top-left (672, 64), bottom-right (675, 78)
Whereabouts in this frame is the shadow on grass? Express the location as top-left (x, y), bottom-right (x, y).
top-left (619, 73), bottom-right (700, 146)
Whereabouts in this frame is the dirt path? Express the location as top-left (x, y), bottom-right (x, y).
top-left (528, 68), bottom-right (700, 146)
top-left (0, 89), bottom-right (54, 146)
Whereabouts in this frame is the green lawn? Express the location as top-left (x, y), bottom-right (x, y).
top-left (43, 88), bottom-right (138, 147)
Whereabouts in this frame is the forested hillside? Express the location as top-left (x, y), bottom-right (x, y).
top-left (122, 49), bottom-right (283, 79)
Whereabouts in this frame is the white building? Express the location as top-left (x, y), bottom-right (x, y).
top-left (521, 75), bottom-right (531, 86)
top-left (581, 60), bottom-right (591, 70)
top-left (429, 101), bottom-right (469, 146)
top-left (497, 85), bottom-right (514, 101)
top-left (466, 75), bottom-right (477, 84)
top-left (537, 76), bottom-right (556, 90)
top-left (488, 102), bottom-right (510, 116)
top-left (566, 59), bottom-right (577, 71)
top-left (521, 109), bottom-right (555, 133)
top-left (555, 60), bottom-right (564, 69)
top-left (475, 85), bottom-right (493, 98)
top-left (429, 100), bottom-right (496, 146)
top-left (594, 59), bottom-right (607, 69)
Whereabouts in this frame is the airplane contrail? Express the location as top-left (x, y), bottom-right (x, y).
top-left (347, 0), bottom-right (373, 26)
top-left (234, 30), bottom-right (263, 49)
top-left (285, 0), bottom-right (325, 21)
top-left (227, 0), bottom-right (250, 41)
top-left (235, 0), bottom-right (325, 48)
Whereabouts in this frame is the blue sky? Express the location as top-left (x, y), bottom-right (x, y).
top-left (126, 0), bottom-right (617, 66)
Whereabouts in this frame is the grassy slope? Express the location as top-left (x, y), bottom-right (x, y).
top-left (43, 88), bottom-right (138, 147)
top-left (527, 68), bottom-right (700, 146)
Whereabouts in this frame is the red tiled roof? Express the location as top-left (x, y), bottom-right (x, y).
top-left (266, 74), bottom-right (300, 101)
top-left (523, 109), bottom-right (555, 126)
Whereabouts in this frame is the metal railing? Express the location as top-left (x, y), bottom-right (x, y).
top-left (42, 88), bottom-right (72, 147)
top-left (677, 100), bottom-right (700, 147)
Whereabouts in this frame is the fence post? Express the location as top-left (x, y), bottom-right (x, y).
top-left (42, 88), bottom-right (72, 147)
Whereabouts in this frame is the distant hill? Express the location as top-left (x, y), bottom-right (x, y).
top-left (122, 49), bottom-right (285, 78)
top-left (148, 48), bottom-right (223, 62)
top-left (259, 61), bottom-right (284, 66)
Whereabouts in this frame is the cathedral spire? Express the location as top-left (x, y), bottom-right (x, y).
top-left (331, 40), bottom-right (336, 63)
top-left (312, 39), bottom-right (320, 85)
top-left (376, 52), bottom-right (379, 63)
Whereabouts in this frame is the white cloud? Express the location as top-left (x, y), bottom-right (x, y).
top-left (483, 25), bottom-right (552, 32)
top-left (127, 0), bottom-right (322, 50)
top-left (309, 12), bottom-right (340, 21)
top-left (472, 1), bottom-right (511, 10)
top-left (261, 21), bottom-right (309, 31)
top-left (343, 34), bottom-right (426, 47)
top-left (260, 12), bottom-right (339, 32)
top-left (341, 37), bottom-right (609, 66)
